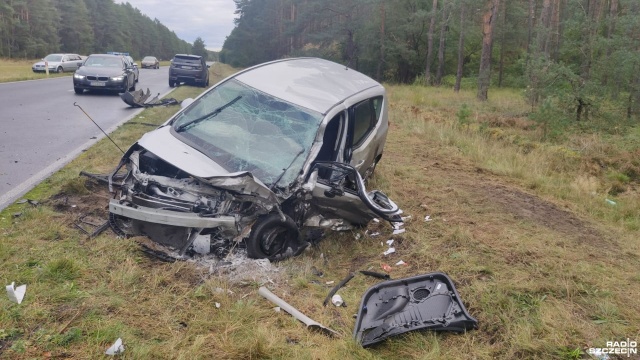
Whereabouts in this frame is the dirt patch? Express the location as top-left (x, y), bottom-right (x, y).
top-left (479, 183), bottom-right (613, 249)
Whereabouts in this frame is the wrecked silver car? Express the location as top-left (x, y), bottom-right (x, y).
top-left (108, 57), bottom-right (402, 260)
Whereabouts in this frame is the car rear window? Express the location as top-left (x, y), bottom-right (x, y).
top-left (173, 55), bottom-right (201, 64)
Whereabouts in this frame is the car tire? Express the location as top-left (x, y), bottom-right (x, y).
top-left (129, 81), bottom-right (135, 91)
top-left (74, 87), bottom-right (83, 94)
top-left (169, 80), bottom-right (175, 88)
top-left (246, 213), bottom-right (301, 260)
top-left (155, 64), bottom-right (159, 69)
top-left (57, 66), bottom-right (63, 73)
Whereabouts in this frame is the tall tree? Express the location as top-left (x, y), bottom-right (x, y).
top-left (477, 0), bottom-right (500, 101)
top-left (424, 0), bottom-right (438, 84)
top-left (53, 0), bottom-right (93, 54)
top-left (454, 1), bottom-right (466, 92)
top-left (192, 36), bottom-right (208, 60)
top-left (434, 1), bottom-right (449, 86)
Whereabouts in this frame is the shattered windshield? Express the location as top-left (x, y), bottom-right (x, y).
top-left (171, 79), bottom-right (323, 186)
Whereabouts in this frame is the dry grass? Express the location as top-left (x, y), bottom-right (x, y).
top-left (1, 74), bottom-right (639, 359)
top-left (0, 58), bottom-right (71, 83)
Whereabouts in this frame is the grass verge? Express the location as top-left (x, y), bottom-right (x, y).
top-left (0, 58), bottom-right (72, 83)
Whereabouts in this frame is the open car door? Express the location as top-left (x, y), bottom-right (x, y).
top-left (305, 162), bottom-right (402, 226)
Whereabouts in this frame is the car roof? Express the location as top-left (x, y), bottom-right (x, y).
top-left (233, 58), bottom-right (381, 114)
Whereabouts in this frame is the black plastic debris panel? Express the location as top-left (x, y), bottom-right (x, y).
top-left (353, 272), bottom-right (478, 347)
top-left (120, 88), bottom-right (179, 108)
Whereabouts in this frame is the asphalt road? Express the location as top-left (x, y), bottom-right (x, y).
top-left (0, 67), bottom-right (173, 210)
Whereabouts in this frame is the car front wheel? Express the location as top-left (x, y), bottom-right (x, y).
top-left (74, 87), bottom-right (83, 94)
top-left (57, 66), bottom-right (63, 73)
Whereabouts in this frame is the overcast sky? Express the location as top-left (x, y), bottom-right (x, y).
top-left (118, 1), bottom-right (237, 51)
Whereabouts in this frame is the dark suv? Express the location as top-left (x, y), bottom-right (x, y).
top-left (169, 54), bottom-right (209, 88)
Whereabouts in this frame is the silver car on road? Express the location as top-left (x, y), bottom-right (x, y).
top-left (108, 57), bottom-right (401, 260)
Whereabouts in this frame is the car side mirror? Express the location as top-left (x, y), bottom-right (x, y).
top-left (207, 65), bottom-right (211, 68)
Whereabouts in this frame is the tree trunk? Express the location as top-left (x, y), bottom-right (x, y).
top-left (550, 0), bottom-right (561, 61)
top-left (454, 4), bottom-right (465, 93)
top-left (435, 3), bottom-right (449, 86)
top-left (424, 0), bottom-right (438, 84)
top-left (477, 0), bottom-right (499, 101)
top-left (526, 0), bottom-right (535, 56)
top-left (498, 0), bottom-right (506, 87)
top-left (376, 1), bottom-right (385, 80)
top-left (537, 0), bottom-right (551, 57)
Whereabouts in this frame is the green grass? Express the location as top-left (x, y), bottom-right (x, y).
top-left (0, 58), bottom-right (72, 83)
top-left (1, 69), bottom-right (639, 359)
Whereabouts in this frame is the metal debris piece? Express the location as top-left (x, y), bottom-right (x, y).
top-left (323, 272), bottom-right (355, 307)
top-left (381, 263), bottom-right (392, 272)
top-left (359, 270), bottom-right (391, 280)
top-left (120, 88), bottom-right (180, 108)
top-left (259, 287), bottom-right (338, 337)
top-left (6, 282), bottom-right (26, 304)
top-left (424, 215), bottom-right (432, 222)
top-left (383, 247), bottom-right (395, 256)
top-left (386, 239), bottom-right (394, 246)
top-left (105, 338), bottom-right (125, 355)
top-left (74, 215), bottom-right (110, 238)
top-left (395, 260), bottom-right (406, 266)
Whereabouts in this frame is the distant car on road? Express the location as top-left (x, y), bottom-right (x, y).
top-left (169, 54), bottom-right (209, 87)
top-left (73, 54), bottom-right (136, 94)
top-left (32, 53), bottom-right (83, 73)
top-left (141, 56), bottom-right (159, 69)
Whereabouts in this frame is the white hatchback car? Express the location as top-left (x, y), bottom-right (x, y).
top-left (108, 57), bottom-right (401, 260)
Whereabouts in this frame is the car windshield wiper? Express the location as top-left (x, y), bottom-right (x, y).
top-left (175, 95), bottom-right (242, 132)
top-left (270, 147), bottom-right (306, 190)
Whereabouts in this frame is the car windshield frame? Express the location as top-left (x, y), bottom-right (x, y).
top-left (170, 79), bottom-right (324, 186)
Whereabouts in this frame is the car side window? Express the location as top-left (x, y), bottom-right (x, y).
top-left (63, 56), bottom-right (68, 62)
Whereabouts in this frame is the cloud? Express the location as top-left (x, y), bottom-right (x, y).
top-left (118, 0), bottom-right (237, 51)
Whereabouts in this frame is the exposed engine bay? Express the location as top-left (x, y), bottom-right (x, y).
top-left (108, 146), bottom-right (402, 261)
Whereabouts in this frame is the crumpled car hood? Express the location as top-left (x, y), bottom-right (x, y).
top-left (136, 126), bottom-right (280, 205)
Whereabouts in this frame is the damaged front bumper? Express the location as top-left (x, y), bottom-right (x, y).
top-left (109, 199), bottom-right (237, 230)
